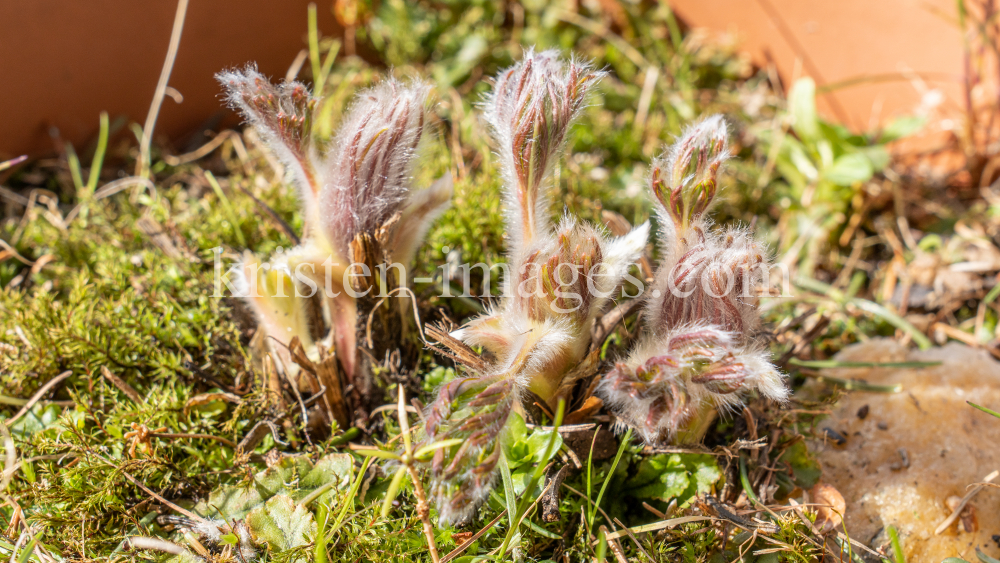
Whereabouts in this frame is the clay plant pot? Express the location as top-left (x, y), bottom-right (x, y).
top-left (0, 0), bottom-right (343, 159)
top-left (669, 0), bottom-right (964, 136)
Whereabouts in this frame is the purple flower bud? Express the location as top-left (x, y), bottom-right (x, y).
top-left (218, 66), bottom-right (321, 228)
top-left (650, 115), bottom-right (730, 232)
top-left (321, 79), bottom-right (431, 254)
top-left (484, 50), bottom-right (604, 250)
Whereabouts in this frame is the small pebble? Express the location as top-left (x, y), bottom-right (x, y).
top-left (823, 427), bottom-right (847, 445)
top-left (890, 449), bottom-right (910, 471)
top-left (857, 404), bottom-right (870, 419)
top-left (877, 421), bottom-right (889, 430)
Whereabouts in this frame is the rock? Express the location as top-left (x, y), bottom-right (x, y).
top-left (811, 339), bottom-right (1000, 562)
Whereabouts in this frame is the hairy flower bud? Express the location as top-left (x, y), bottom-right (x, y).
top-left (219, 68), bottom-right (450, 398)
top-left (650, 115), bottom-right (730, 234)
top-left (425, 52), bottom-right (646, 524)
top-left (320, 79), bottom-right (431, 255)
top-left (649, 227), bottom-right (767, 336)
top-left (599, 324), bottom-right (786, 444)
top-left (218, 67), bottom-right (322, 228)
top-left (484, 50), bottom-right (604, 250)
top-left (599, 114), bottom-right (786, 446)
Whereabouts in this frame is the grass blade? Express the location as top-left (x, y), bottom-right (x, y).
top-left (498, 400), bottom-right (565, 558)
top-left (330, 456), bottom-right (373, 533)
top-left (498, 453), bottom-right (519, 548)
top-left (85, 112), bottom-right (110, 197)
top-left (307, 3), bottom-right (322, 96)
top-left (887, 525), bottom-right (906, 563)
top-left (788, 359), bottom-right (940, 369)
top-left (969, 401), bottom-right (1000, 419)
top-left (798, 372), bottom-right (903, 393)
top-left (66, 143), bottom-right (84, 191)
top-left (381, 465), bottom-right (408, 518)
top-left (794, 277), bottom-right (932, 350)
top-left (590, 427), bottom-right (631, 528)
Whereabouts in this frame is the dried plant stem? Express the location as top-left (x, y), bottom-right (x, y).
top-left (6, 371), bottom-right (72, 425)
top-left (406, 464), bottom-right (441, 563)
top-left (396, 385), bottom-right (440, 563)
top-left (137, 0), bottom-right (190, 179)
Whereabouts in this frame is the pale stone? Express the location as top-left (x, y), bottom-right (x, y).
top-left (811, 339), bottom-right (1000, 562)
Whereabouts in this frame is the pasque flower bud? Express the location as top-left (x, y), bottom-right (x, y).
top-left (423, 51), bottom-right (649, 524)
top-left (599, 115), bottom-right (787, 445)
top-left (219, 66), bottom-right (451, 399)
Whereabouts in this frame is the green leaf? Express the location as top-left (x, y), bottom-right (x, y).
top-left (881, 115), bottom-right (926, 143)
top-left (381, 465), bottom-right (408, 518)
top-left (786, 139), bottom-right (819, 182)
top-left (689, 456), bottom-right (723, 494)
top-left (245, 494), bottom-right (317, 553)
top-left (823, 152), bottom-right (873, 186)
top-left (15, 535), bottom-right (37, 563)
top-left (507, 411), bottom-right (528, 442)
top-left (861, 145), bottom-right (891, 172)
top-left (526, 428), bottom-right (563, 465)
top-left (10, 404), bottom-right (62, 437)
top-left (433, 34), bottom-right (488, 86)
top-left (194, 453), bottom-right (353, 521)
top-left (624, 453), bottom-right (721, 506)
top-left (823, 153), bottom-right (875, 186)
top-left (789, 77), bottom-right (820, 141)
top-left (779, 441), bottom-right (822, 490)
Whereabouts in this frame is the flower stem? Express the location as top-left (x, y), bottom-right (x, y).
top-left (673, 402), bottom-right (718, 445)
top-left (406, 464), bottom-right (441, 563)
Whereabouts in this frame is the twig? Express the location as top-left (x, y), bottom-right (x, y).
top-left (149, 432), bottom-right (237, 449)
top-left (600, 525), bottom-right (628, 563)
top-left (613, 517), bottom-right (653, 561)
top-left (0, 239), bottom-right (33, 266)
top-left (107, 459), bottom-right (205, 523)
top-left (124, 537), bottom-right (191, 556)
top-left (0, 156), bottom-right (26, 173)
top-left (6, 371), bottom-right (72, 425)
top-left (592, 297), bottom-right (644, 347)
top-left (705, 496), bottom-right (779, 534)
top-left (440, 509), bottom-right (507, 563)
top-left (163, 130), bottom-right (238, 166)
top-left (136, 0), bottom-right (190, 179)
top-left (934, 469), bottom-right (999, 534)
top-left (100, 366), bottom-right (142, 403)
top-left (236, 420), bottom-right (287, 454)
